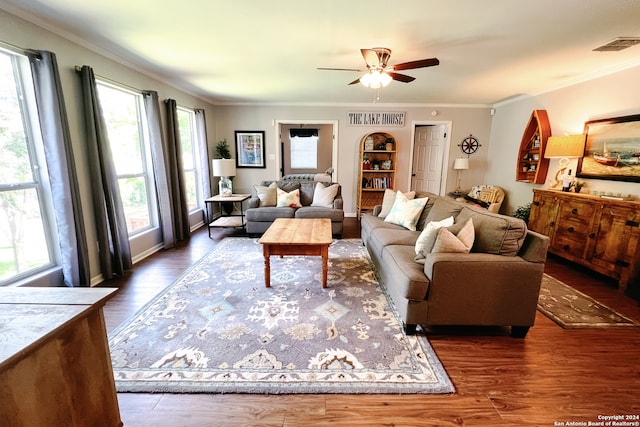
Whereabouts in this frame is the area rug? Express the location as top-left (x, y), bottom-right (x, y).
top-left (537, 274), bottom-right (639, 329)
top-left (108, 238), bottom-right (454, 394)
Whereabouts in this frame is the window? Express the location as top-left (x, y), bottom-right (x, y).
top-left (177, 107), bottom-right (201, 211)
top-left (96, 82), bottom-right (158, 235)
top-left (0, 49), bottom-right (57, 285)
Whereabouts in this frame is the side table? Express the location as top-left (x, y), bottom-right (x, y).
top-left (205, 193), bottom-right (251, 237)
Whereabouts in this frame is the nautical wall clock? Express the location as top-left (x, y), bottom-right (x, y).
top-left (459, 134), bottom-right (480, 154)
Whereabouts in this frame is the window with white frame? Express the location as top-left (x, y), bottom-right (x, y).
top-left (96, 82), bottom-right (158, 235)
top-left (177, 107), bottom-right (201, 212)
top-left (0, 49), bottom-right (58, 286)
top-left (290, 135), bottom-right (318, 169)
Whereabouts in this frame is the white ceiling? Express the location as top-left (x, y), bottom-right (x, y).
top-left (2, 0), bottom-right (640, 105)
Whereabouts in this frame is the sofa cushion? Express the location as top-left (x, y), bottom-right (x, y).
top-left (451, 206), bottom-right (527, 256)
top-left (414, 216), bottom-right (455, 263)
top-left (423, 197), bottom-right (464, 224)
top-left (298, 182), bottom-right (316, 206)
top-left (246, 206), bottom-right (295, 221)
top-left (432, 218), bottom-right (474, 253)
top-left (277, 188), bottom-right (302, 208)
top-left (311, 182), bottom-right (339, 208)
top-left (384, 192), bottom-right (429, 231)
top-left (254, 182), bottom-right (277, 207)
top-left (296, 206), bottom-right (344, 222)
top-left (378, 189), bottom-right (415, 218)
top-left (381, 245), bottom-right (431, 301)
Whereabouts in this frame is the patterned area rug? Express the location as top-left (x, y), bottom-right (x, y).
top-left (108, 238), bottom-right (454, 394)
top-left (537, 274), bottom-right (639, 329)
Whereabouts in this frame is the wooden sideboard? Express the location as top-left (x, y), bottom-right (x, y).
top-left (529, 189), bottom-right (640, 295)
top-left (0, 287), bottom-right (122, 427)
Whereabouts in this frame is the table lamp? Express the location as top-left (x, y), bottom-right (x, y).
top-left (453, 158), bottom-right (469, 193)
top-left (212, 159), bottom-right (236, 196)
top-left (544, 135), bottom-right (585, 190)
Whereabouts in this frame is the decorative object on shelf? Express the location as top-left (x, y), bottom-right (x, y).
top-left (364, 136), bottom-right (374, 150)
top-left (235, 130), bottom-right (265, 168)
top-left (544, 134), bottom-right (586, 189)
top-left (212, 159), bottom-right (235, 197)
top-left (516, 110), bottom-right (551, 184)
top-left (577, 113), bottom-right (640, 183)
top-left (385, 137), bottom-right (395, 151)
top-left (459, 134), bottom-right (480, 155)
top-left (453, 157), bottom-right (469, 193)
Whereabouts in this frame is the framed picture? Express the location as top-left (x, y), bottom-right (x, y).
top-left (577, 114), bottom-right (640, 183)
top-left (235, 131), bottom-right (265, 168)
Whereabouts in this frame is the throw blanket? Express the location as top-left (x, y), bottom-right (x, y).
top-left (282, 173), bottom-right (331, 182)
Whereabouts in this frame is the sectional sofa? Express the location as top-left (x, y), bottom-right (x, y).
top-left (361, 190), bottom-right (550, 338)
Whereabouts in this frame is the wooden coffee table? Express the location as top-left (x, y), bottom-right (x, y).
top-left (258, 218), bottom-right (333, 288)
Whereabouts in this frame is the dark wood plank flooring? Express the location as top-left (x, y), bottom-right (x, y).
top-left (103, 218), bottom-right (640, 426)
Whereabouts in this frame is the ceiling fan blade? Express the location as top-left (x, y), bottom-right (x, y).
top-left (360, 49), bottom-right (379, 67)
top-left (317, 67), bottom-right (363, 72)
top-left (348, 77), bottom-right (361, 85)
top-left (387, 72), bottom-right (416, 83)
top-left (391, 57), bottom-right (439, 71)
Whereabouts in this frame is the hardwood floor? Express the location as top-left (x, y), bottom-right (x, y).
top-left (103, 218), bottom-right (640, 426)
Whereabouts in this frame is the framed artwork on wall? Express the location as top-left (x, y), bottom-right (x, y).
top-left (235, 131), bottom-right (265, 168)
top-left (577, 114), bottom-right (640, 182)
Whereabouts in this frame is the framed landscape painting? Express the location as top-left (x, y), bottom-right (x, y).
top-left (576, 114), bottom-right (640, 182)
top-left (235, 131), bottom-right (265, 168)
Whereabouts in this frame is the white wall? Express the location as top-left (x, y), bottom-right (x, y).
top-left (1, 9), bottom-right (218, 284)
top-left (211, 105), bottom-right (493, 215)
top-left (488, 65), bottom-right (640, 215)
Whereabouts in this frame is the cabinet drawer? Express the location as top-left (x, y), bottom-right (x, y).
top-left (557, 199), bottom-right (596, 222)
top-left (551, 233), bottom-right (587, 258)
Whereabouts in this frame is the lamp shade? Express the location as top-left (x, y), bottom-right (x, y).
top-left (212, 159), bottom-right (236, 177)
top-left (544, 135), bottom-right (586, 158)
top-left (453, 158), bottom-right (469, 170)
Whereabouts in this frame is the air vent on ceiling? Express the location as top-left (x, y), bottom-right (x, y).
top-left (593, 37), bottom-right (640, 52)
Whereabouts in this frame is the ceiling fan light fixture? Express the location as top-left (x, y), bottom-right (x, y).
top-left (360, 70), bottom-right (392, 88)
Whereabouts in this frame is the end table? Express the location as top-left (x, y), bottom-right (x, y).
top-left (204, 193), bottom-right (251, 237)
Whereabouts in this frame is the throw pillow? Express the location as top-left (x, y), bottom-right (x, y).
top-left (276, 188), bottom-right (302, 208)
top-left (383, 191), bottom-right (428, 231)
top-left (414, 216), bottom-right (455, 263)
top-left (311, 182), bottom-right (339, 208)
top-left (254, 182), bottom-right (277, 207)
top-left (378, 189), bottom-right (416, 218)
top-left (432, 218), bottom-right (475, 254)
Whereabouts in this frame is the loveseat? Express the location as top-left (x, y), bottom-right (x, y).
top-left (361, 190), bottom-right (550, 338)
top-left (246, 180), bottom-right (344, 236)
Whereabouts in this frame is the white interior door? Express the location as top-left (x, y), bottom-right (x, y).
top-left (411, 125), bottom-right (446, 193)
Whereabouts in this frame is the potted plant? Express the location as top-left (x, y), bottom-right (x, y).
top-left (573, 180), bottom-right (586, 193)
top-left (512, 203), bottom-right (531, 224)
top-left (215, 139), bottom-right (231, 159)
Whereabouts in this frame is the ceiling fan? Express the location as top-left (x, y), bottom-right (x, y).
top-left (318, 47), bottom-right (439, 88)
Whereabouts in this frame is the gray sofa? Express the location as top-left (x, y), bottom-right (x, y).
top-left (246, 180), bottom-right (344, 236)
top-left (361, 191), bottom-right (550, 338)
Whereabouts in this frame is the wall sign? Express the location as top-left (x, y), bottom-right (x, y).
top-left (347, 111), bottom-right (405, 127)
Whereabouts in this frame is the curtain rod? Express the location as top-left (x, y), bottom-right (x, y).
top-left (74, 65), bottom-right (145, 94)
top-left (0, 40), bottom-right (40, 57)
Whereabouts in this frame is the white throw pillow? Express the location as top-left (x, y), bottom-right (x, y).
top-left (311, 182), bottom-right (339, 208)
top-left (276, 188), bottom-right (302, 208)
top-left (432, 218), bottom-right (475, 254)
top-left (254, 182), bottom-right (277, 207)
top-left (414, 216), bottom-right (455, 263)
top-left (378, 189), bottom-right (416, 218)
top-left (383, 191), bottom-right (428, 231)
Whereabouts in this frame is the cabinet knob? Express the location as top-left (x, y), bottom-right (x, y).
top-left (563, 244), bottom-right (571, 251)
top-left (589, 233), bottom-right (596, 239)
top-left (549, 221), bottom-right (555, 227)
top-left (533, 201), bottom-right (540, 206)
top-left (571, 208), bottom-right (578, 215)
top-left (567, 226), bottom-right (574, 233)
